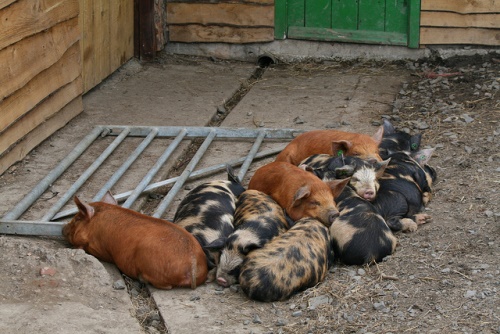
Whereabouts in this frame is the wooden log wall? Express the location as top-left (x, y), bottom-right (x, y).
top-left (420, 0), bottom-right (500, 45)
top-left (0, 0), bottom-right (83, 175)
top-left (167, 0), bottom-right (275, 43)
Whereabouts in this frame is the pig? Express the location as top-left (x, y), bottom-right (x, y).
top-left (239, 217), bottom-right (332, 302)
top-left (62, 191), bottom-right (208, 289)
top-left (329, 186), bottom-right (397, 265)
top-left (173, 165), bottom-right (245, 280)
top-left (274, 126), bottom-right (384, 165)
top-left (379, 119), bottom-right (422, 159)
top-left (248, 161), bottom-right (350, 227)
top-left (213, 189), bottom-right (291, 287)
top-left (372, 149), bottom-right (437, 232)
top-left (300, 154), bottom-right (390, 201)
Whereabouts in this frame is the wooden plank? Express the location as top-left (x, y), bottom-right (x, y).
top-left (421, 0), bottom-right (500, 14)
top-left (0, 43), bottom-right (81, 133)
top-left (305, 0), bottom-right (331, 28)
top-left (331, 0), bottom-right (358, 30)
top-left (81, 0), bottom-right (96, 92)
top-left (167, 0), bottom-right (273, 4)
top-left (0, 0), bottom-right (79, 50)
top-left (0, 0), bottom-right (16, 10)
top-left (288, 26), bottom-right (407, 45)
top-left (407, 0), bottom-right (421, 48)
top-left (167, 3), bottom-right (273, 26)
top-left (0, 77), bottom-right (83, 154)
top-left (274, 0), bottom-right (287, 39)
top-left (110, 0), bottom-right (134, 74)
top-left (421, 12), bottom-right (500, 29)
top-left (288, 0), bottom-right (305, 28)
top-left (138, 0), bottom-right (156, 60)
top-left (358, 0), bottom-right (385, 31)
top-left (94, 0), bottom-right (110, 86)
top-left (385, 0), bottom-right (407, 33)
top-left (0, 97), bottom-right (83, 176)
top-left (0, 17), bottom-right (80, 101)
top-left (169, 25), bottom-right (274, 43)
top-left (420, 27), bottom-right (500, 45)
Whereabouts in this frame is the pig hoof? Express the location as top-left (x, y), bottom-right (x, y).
top-left (415, 213), bottom-right (432, 225)
top-left (422, 192), bottom-right (432, 205)
top-left (401, 218), bottom-right (418, 232)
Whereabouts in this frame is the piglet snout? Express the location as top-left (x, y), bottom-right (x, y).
top-left (217, 277), bottom-right (228, 287)
top-left (363, 190), bottom-right (375, 201)
top-left (328, 210), bottom-right (340, 224)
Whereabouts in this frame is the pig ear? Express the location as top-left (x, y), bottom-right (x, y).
top-left (326, 178), bottom-right (350, 199)
top-left (334, 164), bottom-right (354, 178)
top-left (204, 237), bottom-right (227, 251)
top-left (74, 196), bottom-right (95, 220)
top-left (292, 186), bottom-right (310, 207)
top-left (101, 191), bottom-right (118, 205)
top-left (226, 164), bottom-right (241, 184)
top-left (372, 125), bottom-right (384, 144)
top-left (331, 140), bottom-right (351, 157)
top-left (382, 119), bottom-right (395, 135)
top-left (375, 158), bottom-right (391, 178)
top-left (298, 164), bottom-right (314, 173)
top-left (412, 148), bottom-right (435, 166)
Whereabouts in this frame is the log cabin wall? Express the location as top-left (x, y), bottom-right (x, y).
top-left (420, 0), bottom-right (500, 46)
top-left (0, 0), bottom-right (83, 175)
top-left (0, 0), bottom-right (135, 175)
top-left (166, 0), bottom-right (275, 44)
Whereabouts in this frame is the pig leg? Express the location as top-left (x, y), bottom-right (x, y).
top-left (400, 218), bottom-right (418, 232)
top-left (414, 213), bottom-right (432, 225)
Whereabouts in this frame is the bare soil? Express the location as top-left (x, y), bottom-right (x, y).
top-left (1, 53), bottom-right (498, 334)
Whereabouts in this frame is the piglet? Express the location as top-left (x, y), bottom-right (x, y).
top-left (275, 126), bottom-right (384, 165)
top-left (379, 119), bottom-right (422, 159)
top-left (248, 161), bottom-right (349, 227)
top-left (62, 191), bottom-right (208, 289)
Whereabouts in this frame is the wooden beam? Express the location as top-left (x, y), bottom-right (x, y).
top-left (0, 17), bottom-right (80, 101)
top-left (0, 43), bottom-right (81, 133)
top-left (0, 96), bottom-right (83, 176)
top-left (110, 1), bottom-right (134, 72)
top-left (421, 0), bottom-right (500, 14)
top-left (167, 3), bottom-right (273, 26)
top-left (135, 0), bottom-right (156, 60)
top-left (421, 12), bottom-right (500, 29)
top-left (169, 25), bottom-right (274, 43)
top-left (420, 27), bottom-right (500, 45)
top-left (0, 0), bottom-right (16, 10)
top-left (0, 0), bottom-right (79, 50)
top-left (167, 0), bottom-right (273, 4)
top-left (0, 77), bottom-right (83, 154)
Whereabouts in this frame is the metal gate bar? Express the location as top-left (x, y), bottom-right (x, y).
top-left (50, 146), bottom-right (284, 221)
top-left (122, 128), bottom-right (187, 208)
top-left (41, 128), bottom-right (131, 221)
top-left (0, 125), bottom-right (302, 236)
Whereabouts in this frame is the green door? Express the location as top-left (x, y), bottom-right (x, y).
top-left (275, 0), bottom-right (420, 48)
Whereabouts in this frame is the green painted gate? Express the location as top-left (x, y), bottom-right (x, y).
top-left (275, 0), bottom-right (420, 48)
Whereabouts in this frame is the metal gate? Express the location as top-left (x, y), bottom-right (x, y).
top-left (0, 125), bottom-right (302, 236)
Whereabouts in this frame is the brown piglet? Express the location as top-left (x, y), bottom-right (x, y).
top-left (248, 161), bottom-right (349, 227)
top-left (62, 191), bottom-right (208, 289)
top-left (275, 127), bottom-right (384, 165)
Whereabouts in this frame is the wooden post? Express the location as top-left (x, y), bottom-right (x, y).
top-left (134, 0), bottom-right (156, 60)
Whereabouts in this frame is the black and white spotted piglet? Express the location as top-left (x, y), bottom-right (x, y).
top-left (379, 119), bottom-right (422, 159)
top-left (239, 217), bottom-right (331, 302)
top-left (300, 154), bottom-right (390, 201)
top-left (173, 166), bottom-right (245, 280)
top-left (372, 149), bottom-right (437, 232)
top-left (213, 189), bottom-right (291, 287)
top-left (302, 155), bottom-right (397, 265)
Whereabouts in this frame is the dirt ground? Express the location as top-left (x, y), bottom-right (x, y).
top-left (1, 53), bottom-right (499, 334)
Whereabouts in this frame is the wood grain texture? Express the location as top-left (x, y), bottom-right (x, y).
top-left (169, 25), bottom-right (274, 43)
top-left (421, 12), bottom-right (500, 28)
top-left (421, 0), bottom-right (500, 14)
top-left (420, 27), bottom-right (500, 45)
top-left (0, 0), bottom-right (16, 10)
top-left (0, 43), bottom-right (81, 133)
top-left (0, 17), bottom-right (79, 101)
top-left (0, 97), bottom-right (83, 175)
top-left (0, 77), bottom-right (83, 154)
top-left (0, 0), bottom-right (79, 50)
top-left (167, 3), bottom-right (273, 26)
